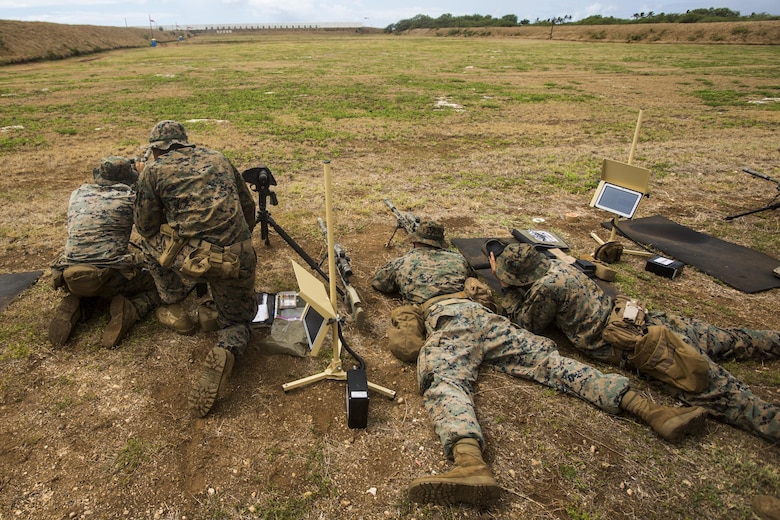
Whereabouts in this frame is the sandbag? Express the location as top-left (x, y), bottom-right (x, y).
top-left (259, 318), bottom-right (308, 358)
top-left (595, 241), bottom-right (624, 264)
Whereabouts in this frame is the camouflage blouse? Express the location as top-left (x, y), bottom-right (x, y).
top-left (502, 259), bottom-right (615, 352)
top-left (371, 246), bottom-right (473, 304)
top-left (134, 146), bottom-right (256, 246)
top-left (54, 183), bottom-right (136, 268)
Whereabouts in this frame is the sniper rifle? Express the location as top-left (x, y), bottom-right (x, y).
top-left (317, 218), bottom-right (365, 329)
top-left (383, 198), bottom-right (420, 247)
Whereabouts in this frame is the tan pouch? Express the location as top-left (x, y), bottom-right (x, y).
top-left (387, 304), bottom-right (425, 362)
top-left (63, 264), bottom-right (110, 296)
top-left (197, 300), bottom-right (219, 332)
top-left (180, 249), bottom-right (211, 278)
top-left (180, 243), bottom-right (240, 279)
top-left (601, 295), bottom-right (646, 349)
top-left (629, 325), bottom-right (710, 393)
top-left (158, 224), bottom-right (185, 269)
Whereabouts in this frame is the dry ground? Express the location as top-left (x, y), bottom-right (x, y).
top-left (0, 22), bottom-right (779, 520)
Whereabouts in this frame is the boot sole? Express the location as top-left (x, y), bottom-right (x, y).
top-left (188, 347), bottom-right (234, 418)
top-left (409, 476), bottom-right (501, 506)
top-left (662, 407), bottom-right (708, 442)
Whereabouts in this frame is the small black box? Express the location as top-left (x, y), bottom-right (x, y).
top-left (574, 259), bottom-right (596, 276)
top-left (645, 255), bottom-right (684, 279)
top-left (346, 368), bottom-right (369, 429)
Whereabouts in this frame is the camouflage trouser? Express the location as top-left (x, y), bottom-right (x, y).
top-left (417, 300), bottom-right (630, 457)
top-left (662, 356), bottom-right (779, 442)
top-left (140, 235), bottom-right (258, 355)
top-left (56, 265), bottom-right (160, 318)
top-left (645, 312), bottom-right (780, 443)
top-left (646, 311), bottom-right (779, 362)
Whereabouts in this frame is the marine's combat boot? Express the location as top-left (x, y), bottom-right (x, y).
top-left (408, 438), bottom-right (501, 506)
top-left (768, 332), bottom-right (780, 360)
top-left (620, 389), bottom-right (708, 442)
top-left (188, 346), bottom-right (235, 418)
top-left (156, 303), bottom-right (197, 335)
top-left (48, 294), bottom-right (82, 346)
top-left (102, 295), bottom-right (140, 348)
top-left (752, 495), bottom-right (780, 520)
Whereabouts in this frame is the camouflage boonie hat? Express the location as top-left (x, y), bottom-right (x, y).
top-left (147, 120), bottom-right (193, 150)
top-left (495, 243), bottom-right (550, 286)
top-left (409, 220), bottom-right (448, 249)
top-left (93, 156), bottom-right (138, 187)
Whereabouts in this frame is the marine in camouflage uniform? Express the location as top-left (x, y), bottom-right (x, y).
top-left (371, 220), bottom-right (707, 507)
top-left (493, 242), bottom-right (780, 443)
top-left (134, 120), bottom-right (258, 417)
top-left (49, 156), bottom-right (159, 348)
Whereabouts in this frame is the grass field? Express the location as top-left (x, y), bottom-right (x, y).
top-left (0, 30), bottom-right (779, 520)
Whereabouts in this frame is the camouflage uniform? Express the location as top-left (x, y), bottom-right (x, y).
top-left (372, 246), bottom-right (630, 457)
top-left (499, 253), bottom-right (780, 443)
top-left (134, 141), bottom-right (257, 354)
top-left (51, 157), bottom-right (158, 319)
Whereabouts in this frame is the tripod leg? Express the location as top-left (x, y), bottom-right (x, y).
top-left (266, 217), bottom-right (344, 296)
top-left (725, 202), bottom-right (780, 220)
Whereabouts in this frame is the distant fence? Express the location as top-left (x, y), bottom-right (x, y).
top-left (147, 22), bottom-right (363, 32)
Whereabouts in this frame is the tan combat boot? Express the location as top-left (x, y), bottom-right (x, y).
top-left (752, 495), bottom-right (780, 520)
top-left (408, 438), bottom-right (501, 506)
top-left (620, 390), bottom-right (708, 442)
top-left (102, 295), bottom-right (140, 348)
top-left (156, 303), bottom-right (197, 335)
top-left (188, 346), bottom-right (235, 418)
top-left (49, 294), bottom-right (82, 346)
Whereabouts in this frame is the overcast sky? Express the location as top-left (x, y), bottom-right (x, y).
top-left (1, 0), bottom-right (777, 30)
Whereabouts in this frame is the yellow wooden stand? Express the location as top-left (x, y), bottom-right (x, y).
top-left (590, 110), bottom-right (653, 258)
top-left (282, 161), bottom-right (395, 399)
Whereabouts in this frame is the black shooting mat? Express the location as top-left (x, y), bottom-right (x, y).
top-left (0, 271), bottom-right (43, 314)
top-left (602, 215), bottom-right (780, 294)
top-left (451, 237), bottom-right (514, 271)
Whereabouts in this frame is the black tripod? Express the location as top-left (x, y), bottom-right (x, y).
top-left (725, 168), bottom-right (780, 220)
top-left (242, 165), bottom-right (341, 295)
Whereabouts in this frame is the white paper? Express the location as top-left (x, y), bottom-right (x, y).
top-left (253, 293), bottom-right (269, 323)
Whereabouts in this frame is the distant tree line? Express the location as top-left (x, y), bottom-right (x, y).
top-left (386, 7), bottom-right (779, 32)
